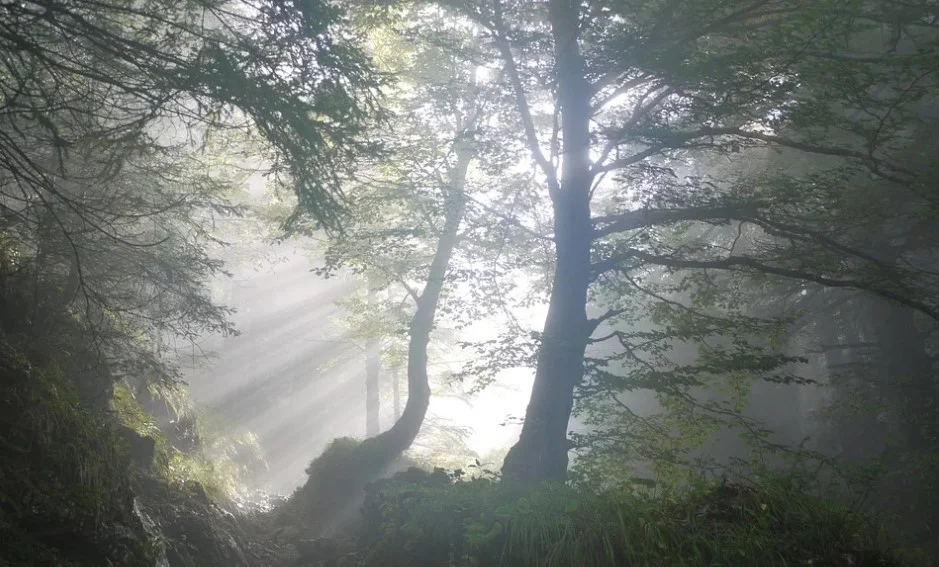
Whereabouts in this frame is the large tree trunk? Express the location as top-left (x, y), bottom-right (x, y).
top-left (868, 296), bottom-right (939, 547)
top-left (501, 0), bottom-right (593, 483)
top-left (365, 279), bottom-right (380, 437)
top-left (871, 298), bottom-right (936, 453)
top-left (813, 298), bottom-right (887, 460)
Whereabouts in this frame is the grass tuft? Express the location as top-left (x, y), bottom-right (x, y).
top-left (363, 471), bottom-right (924, 567)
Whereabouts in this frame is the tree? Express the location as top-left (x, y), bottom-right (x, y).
top-left (365, 276), bottom-right (382, 436)
top-left (436, 0), bottom-right (939, 482)
top-left (0, 0), bottom-right (383, 403)
top-left (292, 9), bottom-right (498, 521)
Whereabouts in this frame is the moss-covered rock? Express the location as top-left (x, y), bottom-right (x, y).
top-left (132, 475), bottom-right (253, 567)
top-left (0, 335), bottom-right (276, 567)
top-left (283, 438), bottom-right (423, 539)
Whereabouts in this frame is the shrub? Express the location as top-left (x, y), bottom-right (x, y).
top-left (281, 437), bottom-right (370, 532)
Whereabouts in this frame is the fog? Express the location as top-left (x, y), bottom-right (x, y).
top-left (178, 238), bottom-right (539, 493)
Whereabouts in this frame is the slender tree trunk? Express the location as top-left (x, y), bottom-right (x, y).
top-left (864, 240), bottom-right (938, 455)
top-left (501, 0), bottom-right (594, 483)
top-left (391, 363), bottom-right (401, 421)
top-left (815, 303), bottom-right (880, 460)
top-left (296, 141), bottom-right (475, 533)
top-left (354, 139), bottom-right (474, 467)
top-left (365, 279), bottom-right (380, 437)
top-left (870, 297), bottom-right (936, 453)
top-left (868, 296), bottom-right (939, 546)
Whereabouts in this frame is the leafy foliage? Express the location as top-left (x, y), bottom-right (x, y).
top-left (0, 0), bottom-right (385, 231)
top-left (0, 0), bottom-right (387, 420)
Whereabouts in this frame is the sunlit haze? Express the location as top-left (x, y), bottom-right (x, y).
top-left (181, 238), bottom-right (538, 493)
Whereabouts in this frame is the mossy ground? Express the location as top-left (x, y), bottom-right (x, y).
top-left (282, 437), bottom-right (420, 539)
top-left (0, 336), bottom-right (278, 567)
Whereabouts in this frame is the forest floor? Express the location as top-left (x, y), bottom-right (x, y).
top-left (0, 337), bottom-right (930, 567)
top-left (131, 461), bottom-right (933, 567)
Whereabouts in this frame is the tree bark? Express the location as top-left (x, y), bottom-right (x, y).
top-left (501, 0), bottom-right (594, 483)
top-left (869, 296), bottom-right (939, 546)
top-left (870, 297), bottom-right (936, 454)
top-left (813, 301), bottom-right (881, 459)
top-left (295, 141), bottom-right (474, 534)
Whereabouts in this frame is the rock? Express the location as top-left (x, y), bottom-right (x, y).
top-left (133, 477), bottom-right (253, 567)
top-left (118, 426), bottom-right (156, 469)
top-left (296, 537), bottom-right (339, 558)
top-left (276, 524), bottom-right (303, 543)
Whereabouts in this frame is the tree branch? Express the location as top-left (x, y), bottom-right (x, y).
top-left (595, 248), bottom-right (939, 321)
top-left (592, 84), bottom-right (674, 175)
top-left (592, 206), bottom-right (746, 239)
top-left (591, 74), bottom-right (653, 113)
top-left (464, 193), bottom-right (554, 242)
top-left (490, 0), bottom-right (560, 196)
top-left (586, 307), bottom-right (628, 334)
top-left (592, 126), bottom-right (920, 192)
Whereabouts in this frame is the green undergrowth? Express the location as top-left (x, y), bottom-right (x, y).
top-left (0, 333), bottom-right (266, 565)
top-left (285, 436), bottom-right (424, 536)
top-left (0, 338), bottom-right (155, 566)
top-left (111, 382), bottom-right (266, 500)
top-left (301, 437), bottom-right (366, 498)
top-left (363, 469), bottom-right (925, 567)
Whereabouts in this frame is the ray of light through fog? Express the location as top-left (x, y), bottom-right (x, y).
top-left (165, 139), bottom-right (809, 498)
top-left (179, 239), bottom-right (536, 493)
